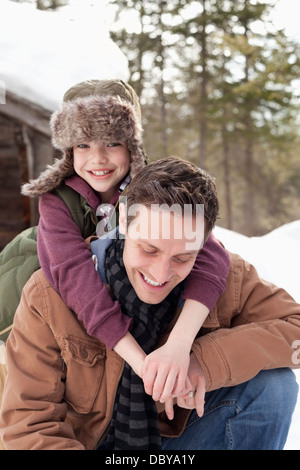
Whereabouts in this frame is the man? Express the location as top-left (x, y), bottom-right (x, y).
top-left (0, 156), bottom-right (299, 450)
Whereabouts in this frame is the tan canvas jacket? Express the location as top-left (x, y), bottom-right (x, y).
top-left (0, 252), bottom-right (299, 450)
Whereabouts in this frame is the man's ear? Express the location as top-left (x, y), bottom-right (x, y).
top-left (119, 202), bottom-right (127, 235)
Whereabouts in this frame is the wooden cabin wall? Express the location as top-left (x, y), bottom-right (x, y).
top-left (0, 115), bottom-right (25, 249)
top-left (0, 92), bottom-right (56, 251)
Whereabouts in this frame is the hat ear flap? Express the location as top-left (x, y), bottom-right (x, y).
top-left (129, 146), bottom-right (147, 178)
top-left (21, 149), bottom-right (74, 197)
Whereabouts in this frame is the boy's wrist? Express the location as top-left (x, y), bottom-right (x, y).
top-left (113, 332), bottom-right (146, 377)
top-left (166, 330), bottom-right (193, 351)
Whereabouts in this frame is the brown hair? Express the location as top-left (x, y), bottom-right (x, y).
top-left (124, 156), bottom-right (219, 237)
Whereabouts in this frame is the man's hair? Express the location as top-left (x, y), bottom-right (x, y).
top-left (124, 156), bottom-right (219, 236)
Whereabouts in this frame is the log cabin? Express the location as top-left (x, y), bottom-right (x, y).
top-left (0, 91), bottom-right (56, 250)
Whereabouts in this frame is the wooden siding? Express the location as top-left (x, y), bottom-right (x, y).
top-left (0, 92), bottom-right (56, 251)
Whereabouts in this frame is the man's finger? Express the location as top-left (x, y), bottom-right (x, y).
top-left (194, 382), bottom-right (205, 417)
top-left (164, 397), bottom-right (175, 420)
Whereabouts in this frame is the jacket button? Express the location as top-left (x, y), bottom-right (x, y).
top-left (80, 348), bottom-right (88, 359)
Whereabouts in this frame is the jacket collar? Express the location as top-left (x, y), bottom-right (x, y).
top-left (65, 175), bottom-right (102, 211)
top-left (90, 227), bottom-right (119, 283)
top-left (65, 173), bottom-right (131, 212)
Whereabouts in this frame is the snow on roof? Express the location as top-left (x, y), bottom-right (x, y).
top-left (0, 0), bottom-right (129, 111)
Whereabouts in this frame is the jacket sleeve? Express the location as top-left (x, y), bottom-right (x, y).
top-left (37, 192), bottom-right (132, 350)
top-left (192, 254), bottom-right (300, 392)
top-left (182, 233), bottom-right (230, 311)
top-left (0, 276), bottom-right (85, 450)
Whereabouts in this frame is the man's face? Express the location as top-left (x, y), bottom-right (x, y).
top-left (119, 204), bottom-right (205, 304)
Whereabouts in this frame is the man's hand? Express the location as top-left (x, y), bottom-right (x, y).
top-left (176, 352), bottom-right (206, 417)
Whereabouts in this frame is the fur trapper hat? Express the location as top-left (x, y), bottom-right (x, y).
top-left (22, 79), bottom-right (145, 196)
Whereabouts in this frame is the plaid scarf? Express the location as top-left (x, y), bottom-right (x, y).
top-left (105, 238), bottom-right (181, 450)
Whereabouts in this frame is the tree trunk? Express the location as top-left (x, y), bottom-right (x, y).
top-left (199, 0), bottom-right (208, 169)
top-left (221, 117), bottom-right (233, 230)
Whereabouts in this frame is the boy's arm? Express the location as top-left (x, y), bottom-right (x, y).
top-left (113, 302), bottom-right (208, 392)
top-left (182, 233), bottom-right (230, 311)
top-left (113, 332), bottom-right (146, 377)
top-left (142, 300), bottom-right (209, 408)
top-left (142, 235), bottom-right (228, 407)
top-left (168, 299), bottom-right (209, 347)
top-left (38, 192), bottom-right (132, 350)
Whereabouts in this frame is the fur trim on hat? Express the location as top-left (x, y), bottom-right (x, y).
top-left (63, 79), bottom-right (142, 121)
top-left (21, 95), bottom-right (145, 197)
top-left (21, 150), bottom-right (74, 197)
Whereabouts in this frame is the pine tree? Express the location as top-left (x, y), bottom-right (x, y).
top-left (109, 0), bottom-right (300, 234)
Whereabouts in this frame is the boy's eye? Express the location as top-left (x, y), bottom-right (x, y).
top-left (77, 144), bottom-right (89, 149)
top-left (107, 142), bottom-right (121, 147)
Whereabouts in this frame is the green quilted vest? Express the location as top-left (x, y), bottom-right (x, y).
top-left (0, 185), bottom-right (98, 342)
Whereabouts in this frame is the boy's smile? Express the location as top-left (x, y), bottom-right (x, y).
top-left (89, 169), bottom-right (113, 177)
top-left (73, 141), bottom-right (130, 202)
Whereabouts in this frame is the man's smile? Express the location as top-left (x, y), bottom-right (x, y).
top-left (140, 272), bottom-right (168, 288)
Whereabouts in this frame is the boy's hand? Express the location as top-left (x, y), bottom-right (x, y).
top-left (141, 342), bottom-right (192, 402)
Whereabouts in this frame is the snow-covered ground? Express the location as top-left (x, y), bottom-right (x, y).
top-left (214, 221), bottom-right (300, 450)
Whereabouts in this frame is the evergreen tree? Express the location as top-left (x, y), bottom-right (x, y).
top-left (109, 0), bottom-right (300, 235)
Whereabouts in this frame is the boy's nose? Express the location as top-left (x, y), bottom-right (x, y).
top-left (93, 146), bottom-right (108, 163)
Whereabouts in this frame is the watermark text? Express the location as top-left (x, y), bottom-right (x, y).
top-left (292, 340), bottom-right (300, 365)
top-left (96, 200), bottom-right (205, 250)
top-left (0, 81), bottom-right (6, 104)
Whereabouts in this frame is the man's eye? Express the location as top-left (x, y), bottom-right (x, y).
top-left (141, 247), bottom-right (156, 255)
top-left (174, 257), bottom-right (190, 263)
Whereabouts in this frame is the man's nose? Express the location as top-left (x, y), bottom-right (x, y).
top-left (148, 259), bottom-right (172, 283)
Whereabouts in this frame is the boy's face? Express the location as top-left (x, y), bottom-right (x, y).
top-left (119, 204), bottom-right (205, 304)
top-left (73, 140), bottom-right (130, 201)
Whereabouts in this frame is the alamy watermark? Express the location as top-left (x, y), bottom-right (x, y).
top-left (0, 81), bottom-right (6, 104)
top-left (95, 198), bottom-right (205, 250)
top-left (292, 340), bottom-right (300, 365)
top-left (0, 340), bottom-right (5, 365)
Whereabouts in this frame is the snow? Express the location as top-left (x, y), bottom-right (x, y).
top-left (0, 0), bottom-right (129, 111)
top-left (213, 221), bottom-right (300, 450)
top-left (1, 0), bottom-right (299, 450)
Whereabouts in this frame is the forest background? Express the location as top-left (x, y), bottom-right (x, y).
top-left (14, 0), bottom-right (300, 236)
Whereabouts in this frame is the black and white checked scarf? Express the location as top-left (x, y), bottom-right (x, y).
top-left (105, 238), bottom-right (181, 450)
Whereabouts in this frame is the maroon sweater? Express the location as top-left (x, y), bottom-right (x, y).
top-left (37, 176), bottom-right (230, 350)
